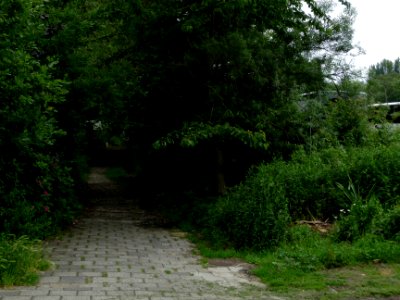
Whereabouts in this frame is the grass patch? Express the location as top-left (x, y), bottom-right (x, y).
top-left (191, 225), bottom-right (400, 299)
top-left (0, 234), bottom-right (51, 286)
top-left (318, 264), bottom-right (400, 299)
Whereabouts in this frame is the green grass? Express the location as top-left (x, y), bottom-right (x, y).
top-left (191, 225), bottom-right (400, 299)
top-left (317, 264), bottom-right (400, 299)
top-left (0, 234), bottom-right (51, 286)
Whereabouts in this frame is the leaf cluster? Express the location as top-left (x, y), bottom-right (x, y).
top-left (153, 122), bottom-right (268, 150)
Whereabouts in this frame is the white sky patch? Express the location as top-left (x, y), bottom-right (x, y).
top-left (350, 0), bottom-right (400, 71)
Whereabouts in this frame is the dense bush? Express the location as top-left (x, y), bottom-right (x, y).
top-left (207, 168), bottom-right (290, 250)
top-left (298, 97), bottom-right (373, 151)
top-left (333, 190), bottom-right (383, 242)
top-left (204, 143), bottom-right (400, 250)
top-left (335, 199), bottom-right (400, 243)
top-left (282, 144), bottom-right (400, 218)
top-left (0, 0), bottom-right (81, 238)
top-left (374, 205), bottom-right (400, 241)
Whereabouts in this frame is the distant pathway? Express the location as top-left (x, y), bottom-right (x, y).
top-left (0, 168), bottom-right (281, 300)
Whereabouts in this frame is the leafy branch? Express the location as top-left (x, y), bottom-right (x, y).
top-left (153, 122), bottom-right (269, 150)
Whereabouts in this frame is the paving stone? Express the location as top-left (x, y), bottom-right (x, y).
top-left (1, 297), bottom-right (31, 300)
top-left (59, 277), bottom-right (86, 284)
top-left (77, 290), bottom-right (106, 296)
top-left (20, 290), bottom-right (49, 296)
top-left (92, 277), bottom-right (118, 284)
top-left (88, 297), bottom-right (122, 300)
top-left (0, 291), bottom-right (21, 297)
top-left (39, 277), bottom-right (60, 284)
top-left (78, 272), bottom-right (102, 277)
top-left (51, 273), bottom-right (77, 277)
top-left (48, 291), bottom-right (76, 297)
top-left (60, 297), bottom-right (90, 300)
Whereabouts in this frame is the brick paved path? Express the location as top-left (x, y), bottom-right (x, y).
top-left (0, 168), bottom-right (282, 300)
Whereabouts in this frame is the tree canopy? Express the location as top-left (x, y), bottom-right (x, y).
top-left (0, 0), bottom-right (360, 235)
top-left (114, 0), bottom-right (355, 154)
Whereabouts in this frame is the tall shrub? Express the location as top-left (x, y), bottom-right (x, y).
top-left (208, 165), bottom-right (290, 250)
top-left (0, 0), bottom-right (80, 238)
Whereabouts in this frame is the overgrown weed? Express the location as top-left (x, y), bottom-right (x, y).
top-left (0, 234), bottom-right (50, 286)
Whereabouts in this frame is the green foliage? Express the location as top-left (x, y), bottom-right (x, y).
top-left (352, 234), bottom-right (400, 263)
top-left (179, 143), bottom-right (400, 251)
top-left (153, 122), bottom-right (268, 150)
top-left (0, 0), bottom-right (80, 238)
top-left (325, 98), bottom-right (370, 145)
top-left (115, 0), bottom-right (356, 158)
top-left (202, 143), bottom-right (400, 241)
top-left (374, 205), bottom-right (400, 241)
top-left (287, 145), bottom-right (400, 218)
top-left (333, 183), bottom-right (400, 243)
top-left (0, 0), bottom-right (373, 259)
top-left (334, 183), bottom-right (383, 242)
top-left (297, 96), bottom-right (373, 151)
top-left (207, 169), bottom-right (290, 250)
top-left (13, 0), bottom-right (361, 207)
top-left (0, 234), bottom-right (50, 286)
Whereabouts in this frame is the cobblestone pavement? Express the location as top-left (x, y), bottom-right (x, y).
top-left (0, 168), bottom-right (283, 300)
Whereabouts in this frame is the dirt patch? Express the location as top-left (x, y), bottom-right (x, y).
top-left (193, 258), bottom-right (265, 288)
